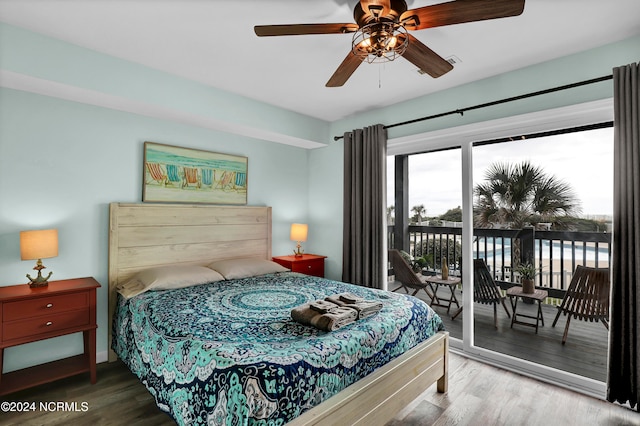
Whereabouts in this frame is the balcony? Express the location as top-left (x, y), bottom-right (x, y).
top-left (390, 224), bottom-right (611, 291)
top-left (388, 224), bottom-right (611, 382)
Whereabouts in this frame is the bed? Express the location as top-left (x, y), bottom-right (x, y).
top-left (108, 202), bottom-right (449, 425)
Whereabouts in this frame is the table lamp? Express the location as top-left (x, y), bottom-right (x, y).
top-left (290, 223), bottom-right (308, 257)
top-left (20, 229), bottom-right (58, 287)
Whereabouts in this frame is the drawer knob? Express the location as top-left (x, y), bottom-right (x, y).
top-left (308, 265), bottom-right (312, 269)
top-left (46, 303), bottom-right (53, 308)
top-left (46, 321), bottom-right (53, 326)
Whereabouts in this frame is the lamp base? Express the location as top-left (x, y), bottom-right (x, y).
top-left (28, 279), bottom-right (50, 288)
top-left (27, 259), bottom-right (52, 288)
top-left (293, 243), bottom-right (304, 257)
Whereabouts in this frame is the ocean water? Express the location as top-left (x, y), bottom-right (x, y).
top-left (475, 239), bottom-right (610, 263)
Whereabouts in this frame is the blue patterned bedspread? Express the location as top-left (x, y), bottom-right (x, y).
top-left (112, 272), bottom-right (444, 425)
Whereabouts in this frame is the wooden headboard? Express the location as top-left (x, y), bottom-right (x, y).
top-left (108, 202), bottom-right (272, 360)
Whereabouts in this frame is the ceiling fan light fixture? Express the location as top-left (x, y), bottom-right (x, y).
top-left (255, 0), bottom-right (526, 86)
top-left (351, 22), bottom-right (408, 64)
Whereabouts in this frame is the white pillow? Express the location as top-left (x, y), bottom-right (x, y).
top-left (208, 257), bottom-right (289, 279)
top-left (117, 265), bottom-right (224, 299)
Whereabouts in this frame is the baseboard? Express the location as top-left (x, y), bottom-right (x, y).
top-left (97, 350), bottom-right (109, 364)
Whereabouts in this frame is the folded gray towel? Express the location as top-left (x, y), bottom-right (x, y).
top-left (325, 293), bottom-right (358, 306)
top-left (350, 301), bottom-right (383, 319)
top-left (339, 292), bottom-right (364, 304)
top-left (325, 293), bottom-right (383, 320)
top-left (309, 300), bottom-right (339, 313)
top-left (321, 306), bottom-right (358, 329)
top-left (291, 303), bottom-right (357, 331)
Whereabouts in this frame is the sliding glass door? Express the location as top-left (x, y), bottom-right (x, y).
top-left (387, 102), bottom-right (614, 396)
top-left (471, 124), bottom-right (613, 382)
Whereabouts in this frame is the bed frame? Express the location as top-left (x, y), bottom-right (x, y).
top-left (108, 202), bottom-right (448, 425)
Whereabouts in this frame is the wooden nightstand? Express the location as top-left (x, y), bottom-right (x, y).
top-left (272, 254), bottom-right (327, 278)
top-left (0, 277), bottom-right (100, 395)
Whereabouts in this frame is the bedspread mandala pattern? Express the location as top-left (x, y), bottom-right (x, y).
top-left (113, 272), bottom-right (444, 426)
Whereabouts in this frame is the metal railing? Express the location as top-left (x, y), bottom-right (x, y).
top-left (389, 224), bottom-right (611, 294)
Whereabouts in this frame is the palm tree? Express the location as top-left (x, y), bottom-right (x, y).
top-left (386, 206), bottom-right (395, 224)
top-left (411, 204), bottom-right (426, 224)
top-left (474, 161), bottom-right (580, 229)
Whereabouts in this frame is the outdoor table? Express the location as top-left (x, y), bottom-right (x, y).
top-left (424, 275), bottom-right (461, 314)
top-left (506, 286), bottom-right (548, 333)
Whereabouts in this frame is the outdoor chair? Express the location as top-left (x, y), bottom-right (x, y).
top-left (551, 265), bottom-right (610, 344)
top-left (388, 249), bottom-right (434, 299)
top-left (473, 259), bottom-right (511, 329)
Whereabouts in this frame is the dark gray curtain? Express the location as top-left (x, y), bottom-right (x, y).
top-left (608, 62), bottom-right (639, 411)
top-left (342, 124), bottom-right (387, 289)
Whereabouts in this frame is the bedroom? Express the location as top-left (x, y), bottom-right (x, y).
top-left (0, 0), bottom-right (639, 424)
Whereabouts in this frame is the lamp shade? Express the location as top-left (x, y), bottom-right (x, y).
top-left (290, 223), bottom-right (308, 242)
top-left (20, 229), bottom-right (58, 260)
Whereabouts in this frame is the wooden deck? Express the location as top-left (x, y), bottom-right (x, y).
top-left (389, 282), bottom-right (609, 382)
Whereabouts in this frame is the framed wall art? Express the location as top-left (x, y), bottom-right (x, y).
top-left (143, 142), bottom-right (248, 205)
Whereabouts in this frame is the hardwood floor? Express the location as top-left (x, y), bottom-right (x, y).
top-left (1, 361), bottom-right (175, 426)
top-left (2, 354), bottom-right (636, 425)
top-left (390, 352), bottom-right (638, 426)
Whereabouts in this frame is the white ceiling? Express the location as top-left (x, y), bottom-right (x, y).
top-left (1, 0), bottom-right (639, 122)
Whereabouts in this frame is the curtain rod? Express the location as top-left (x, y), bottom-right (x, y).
top-left (333, 74), bottom-right (613, 141)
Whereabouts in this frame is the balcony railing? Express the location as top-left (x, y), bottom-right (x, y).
top-left (388, 224), bottom-right (611, 296)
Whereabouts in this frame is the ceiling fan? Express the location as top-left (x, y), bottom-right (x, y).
top-left (255, 0), bottom-right (525, 87)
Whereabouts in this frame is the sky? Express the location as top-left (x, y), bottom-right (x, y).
top-left (387, 126), bottom-right (614, 218)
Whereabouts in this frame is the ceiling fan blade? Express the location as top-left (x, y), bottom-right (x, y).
top-left (401, 34), bottom-right (453, 78)
top-left (400, 0), bottom-right (525, 31)
top-left (255, 23), bottom-right (358, 37)
top-left (326, 52), bottom-right (366, 87)
top-left (359, 0), bottom-right (392, 19)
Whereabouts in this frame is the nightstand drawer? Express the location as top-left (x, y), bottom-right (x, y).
top-left (3, 292), bottom-right (89, 321)
top-left (291, 259), bottom-right (324, 277)
top-left (3, 308), bottom-right (91, 341)
top-left (273, 254), bottom-right (326, 278)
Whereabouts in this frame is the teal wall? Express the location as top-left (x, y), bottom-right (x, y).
top-left (0, 87), bottom-right (313, 372)
top-left (0, 18), bottom-right (637, 373)
top-left (0, 21), bottom-right (334, 372)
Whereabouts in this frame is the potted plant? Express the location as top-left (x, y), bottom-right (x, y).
top-left (516, 262), bottom-right (537, 294)
top-left (400, 251), bottom-right (419, 273)
top-left (413, 256), bottom-right (429, 273)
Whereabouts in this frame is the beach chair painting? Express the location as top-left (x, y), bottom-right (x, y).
top-left (182, 167), bottom-right (201, 189)
top-left (145, 162), bottom-right (167, 186)
top-left (143, 142), bottom-right (248, 204)
top-left (235, 172), bottom-right (247, 191)
top-left (215, 170), bottom-right (235, 191)
top-left (165, 164), bottom-right (181, 186)
top-left (201, 169), bottom-right (213, 188)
